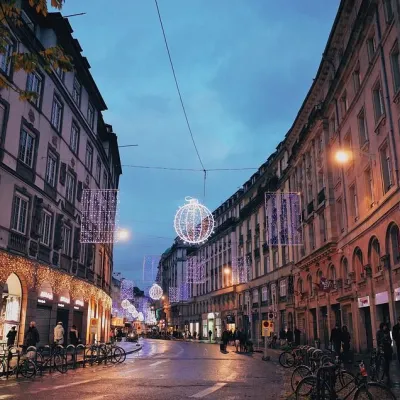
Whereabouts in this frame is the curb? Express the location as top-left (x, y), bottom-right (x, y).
top-left (123, 345), bottom-right (142, 355)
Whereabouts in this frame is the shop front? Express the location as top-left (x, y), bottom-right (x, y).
top-left (202, 312), bottom-right (222, 339)
top-left (36, 283), bottom-right (54, 346)
top-left (73, 298), bottom-right (85, 342)
top-left (189, 321), bottom-right (200, 337)
top-left (56, 290), bottom-right (71, 344)
top-left (358, 296), bottom-right (373, 351)
top-left (226, 314), bottom-right (235, 332)
top-left (375, 291), bottom-right (391, 327)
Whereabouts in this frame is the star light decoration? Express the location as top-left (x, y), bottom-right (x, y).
top-left (265, 192), bottom-right (302, 246)
top-left (80, 189), bottom-right (119, 244)
top-left (149, 283), bottom-right (163, 300)
top-left (174, 197), bottom-right (215, 244)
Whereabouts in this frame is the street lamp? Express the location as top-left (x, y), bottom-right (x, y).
top-left (116, 228), bottom-right (131, 242)
top-left (224, 267), bottom-right (230, 275)
top-left (334, 148), bottom-right (375, 165)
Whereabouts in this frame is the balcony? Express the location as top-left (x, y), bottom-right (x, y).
top-left (38, 244), bottom-right (51, 264)
top-left (77, 263), bottom-right (86, 278)
top-left (317, 188), bottom-right (325, 205)
top-left (8, 231), bottom-right (28, 254)
top-left (254, 248), bottom-right (260, 259)
top-left (60, 254), bottom-right (72, 272)
top-left (262, 243), bottom-right (269, 253)
top-left (307, 201), bottom-right (314, 215)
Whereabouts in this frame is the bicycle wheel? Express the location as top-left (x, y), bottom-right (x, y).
top-left (376, 355), bottom-right (386, 381)
top-left (279, 351), bottom-right (295, 368)
top-left (0, 360), bottom-right (6, 376)
top-left (19, 359), bottom-right (36, 378)
top-left (54, 354), bottom-right (67, 373)
top-left (335, 370), bottom-right (356, 398)
top-left (353, 387), bottom-right (374, 400)
top-left (112, 347), bottom-right (126, 364)
top-left (85, 348), bottom-right (99, 365)
top-left (291, 365), bottom-right (312, 391)
top-left (363, 382), bottom-right (397, 400)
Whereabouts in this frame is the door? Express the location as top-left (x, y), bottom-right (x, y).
top-left (36, 306), bottom-right (51, 347)
top-left (363, 308), bottom-right (373, 351)
top-left (56, 308), bottom-right (69, 345)
top-left (73, 311), bottom-right (83, 343)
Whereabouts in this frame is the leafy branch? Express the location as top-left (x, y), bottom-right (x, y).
top-left (0, 0), bottom-right (73, 102)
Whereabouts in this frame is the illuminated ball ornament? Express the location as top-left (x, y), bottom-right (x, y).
top-left (137, 312), bottom-right (144, 322)
top-left (121, 299), bottom-right (130, 309)
top-left (149, 283), bottom-right (163, 300)
top-left (174, 197), bottom-right (214, 244)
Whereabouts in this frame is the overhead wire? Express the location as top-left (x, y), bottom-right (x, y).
top-left (121, 164), bottom-right (259, 172)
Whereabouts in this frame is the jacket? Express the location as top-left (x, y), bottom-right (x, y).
top-left (54, 325), bottom-right (65, 344)
top-left (25, 326), bottom-right (40, 347)
top-left (392, 323), bottom-right (400, 343)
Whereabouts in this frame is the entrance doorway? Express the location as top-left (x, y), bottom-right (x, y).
top-left (360, 307), bottom-right (373, 351)
top-left (56, 308), bottom-right (69, 344)
top-left (73, 311), bottom-right (84, 343)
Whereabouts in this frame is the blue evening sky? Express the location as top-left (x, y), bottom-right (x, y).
top-left (60, 0), bottom-right (339, 286)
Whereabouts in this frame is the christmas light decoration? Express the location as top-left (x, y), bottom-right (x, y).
top-left (232, 256), bottom-right (251, 284)
top-left (143, 255), bottom-right (161, 283)
top-left (121, 299), bottom-right (130, 309)
top-left (149, 283), bottom-right (163, 300)
top-left (185, 256), bottom-right (206, 284)
top-left (265, 192), bottom-right (302, 246)
top-left (174, 197), bottom-right (214, 244)
top-left (137, 312), bottom-right (144, 322)
top-left (120, 279), bottom-right (134, 300)
top-left (169, 287), bottom-right (179, 303)
top-left (80, 189), bottom-right (119, 243)
top-left (179, 282), bottom-right (190, 301)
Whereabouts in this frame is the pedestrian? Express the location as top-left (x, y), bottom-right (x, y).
top-left (222, 329), bottom-right (229, 352)
top-left (330, 323), bottom-right (342, 356)
top-left (392, 316), bottom-right (400, 365)
top-left (69, 324), bottom-right (79, 346)
top-left (294, 327), bottom-right (301, 346)
top-left (286, 327), bottom-right (294, 345)
top-left (54, 321), bottom-right (65, 345)
top-left (240, 330), bottom-right (246, 352)
top-left (377, 322), bottom-right (393, 383)
top-left (234, 328), bottom-right (240, 352)
top-left (6, 326), bottom-right (17, 348)
top-left (341, 325), bottom-right (351, 363)
top-left (208, 329), bottom-right (212, 342)
top-left (24, 321), bottom-right (40, 359)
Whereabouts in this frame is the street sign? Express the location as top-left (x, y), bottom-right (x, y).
top-left (261, 320), bottom-right (274, 337)
top-left (90, 318), bottom-right (98, 334)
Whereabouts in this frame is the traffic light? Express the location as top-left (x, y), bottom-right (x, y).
top-left (268, 312), bottom-right (274, 319)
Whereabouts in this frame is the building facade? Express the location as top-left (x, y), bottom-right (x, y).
top-left (0, 5), bottom-right (121, 346)
top-left (160, 0), bottom-right (400, 352)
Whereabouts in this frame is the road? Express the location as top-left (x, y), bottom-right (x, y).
top-left (0, 339), bottom-right (287, 399)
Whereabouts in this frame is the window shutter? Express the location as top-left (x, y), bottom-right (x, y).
top-left (59, 162), bottom-right (66, 185)
top-left (77, 181), bottom-right (83, 202)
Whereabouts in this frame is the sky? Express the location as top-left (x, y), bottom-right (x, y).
top-left (60, 0), bottom-right (340, 287)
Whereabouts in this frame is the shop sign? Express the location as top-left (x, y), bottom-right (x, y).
top-left (39, 291), bottom-right (53, 300)
top-left (358, 296), bottom-right (370, 308)
top-left (74, 306), bottom-right (80, 310)
top-left (59, 296), bottom-right (70, 304)
top-left (395, 288), bottom-right (400, 302)
top-left (90, 318), bottom-right (98, 334)
top-left (112, 317), bottom-right (124, 326)
top-left (375, 291), bottom-right (389, 305)
top-left (58, 303), bottom-right (65, 308)
top-left (38, 299), bottom-right (46, 304)
top-left (207, 313), bottom-right (215, 319)
top-left (75, 299), bottom-right (84, 307)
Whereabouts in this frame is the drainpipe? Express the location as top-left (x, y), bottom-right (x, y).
top-left (375, 6), bottom-right (398, 323)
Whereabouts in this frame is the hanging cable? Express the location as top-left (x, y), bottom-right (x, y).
top-left (154, 0), bottom-right (206, 176)
top-left (121, 164), bottom-right (259, 172)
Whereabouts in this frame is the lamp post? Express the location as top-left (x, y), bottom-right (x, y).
top-left (333, 148), bottom-right (376, 165)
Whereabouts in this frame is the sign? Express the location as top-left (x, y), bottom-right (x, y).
top-left (226, 315), bottom-right (235, 324)
top-left (375, 291), bottom-right (389, 305)
top-left (59, 296), bottom-right (70, 304)
top-left (395, 287), bottom-right (400, 302)
top-left (317, 277), bottom-right (334, 293)
top-left (58, 303), bottom-right (64, 308)
top-left (90, 318), bottom-right (98, 334)
top-left (111, 317), bottom-right (124, 326)
top-left (74, 306), bottom-right (80, 310)
top-left (358, 296), bottom-right (370, 308)
top-left (262, 320), bottom-right (274, 337)
top-left (38, 299), bottom-right (46, 304)
top-left (39, 291), bottom-right (53, 300)
top-left (75, 299), bottom-right (84, 307)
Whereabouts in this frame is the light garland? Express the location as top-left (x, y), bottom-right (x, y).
top-left (120, 279), bottom-right (134, 300)
top-left (143, 255), bottom-right (161, 283)
top-left (168, 287), bottom-right (179, 303)
top-left (265, 192), bottom-right (302, 246)
top-left (185, 256), bottom-right (206, 284)
top-left (174, 197), bottom-right (214, 244)
top-left (137, 312), bottom-right (144, 322)
top-left (0, 249), bottom-right (112, 309)
top-left (149, 283), bottom-right (163, 300)
top-left (232, 256), bottom-right (251, 284)
top-left (80, 189), bottom-right (119, 244)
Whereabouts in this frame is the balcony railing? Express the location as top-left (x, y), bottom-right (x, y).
top-left (60, 254), bottom-right (72, 272)
top-left (38, 244), bottom-right (51, 264)
top-left (317, 188), bottom-right (325, 204)
top-left (254, 248), bottom-right (260, 259)
top-left (8, 231), bottom-right (28, 254)
top-left (307, 201), bottom-right (314, 215)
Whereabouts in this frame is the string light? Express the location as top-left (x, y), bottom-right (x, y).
top-left (169, 287), bottom-right (179, 303)
top-left (137, 312), bottom-right (144, 322)
top-left (80, 189), bottom-right (119, 243)
top-left (149, 283), bottom-right (163, 300)
top-left (120, 279), bottom-right (134, 300)
top-left (174, 197), bottom-right (214, 244)
top-left (185, 256), bottom-right (206, 284)
top-left (143, 255), bottom-right (161, 283)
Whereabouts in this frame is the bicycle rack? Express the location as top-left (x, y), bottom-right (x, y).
top-left (76, 344), bottom-right (86, 368)
top-left (66, 345), bottom-right (76, 369)
top-left (316, 364), bottom-right (337, 400)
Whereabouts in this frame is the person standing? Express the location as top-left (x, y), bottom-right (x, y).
top-left (341, 325), bottom-right (351, 363)
top-left (286, 327), bottom-right (294, 345)
top-left (234, 328), bottom-right (240, 352)
top-left (221, 329), bottom-right (229, 352)
top-left (377, 322), bottom-right (393, 383)
top-left (330, 324), bottom-right (342, 356)
top-left (54, 322), bottom-right (65, 345)
top-left (208, 329), bottom-right (212, 342)
top-left (69, 325), bottom-right (79, 346)
top-left (6, 326), bottom-right (17, 348)
top-left (25, 321), bottom-right (40, 349)
top-left (392, 317), bottom-right (400, 365)
top-left (294, 327), bottom-right (301, 346)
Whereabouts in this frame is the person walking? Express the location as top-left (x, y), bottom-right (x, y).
top-left (392, 316), bottom-right (400, 365)
top-left (377, 322), bottom-right (393, 383)
top-left (25, 321), bottom-right (39, 359)
top-left (54, 322), bottom-right (65, 345)
top-left (330, 324), bottom-right (342, 356)
top-left (6, 326), bottom-right (17, 348)
top-left (286, 327), bottom-right (294, 345)
top-left (208, 329), bottom-right (212, 342)
top-left (221, 329), bottom-right (229, 352)
top-left (294, 327), bottom-right (301, 346)
top-left (69, 325), bottom-right (79, 346)
top-left (341, 325), bottom-right (351, 363)
top-left (234, 328), bottom-right (240, 352)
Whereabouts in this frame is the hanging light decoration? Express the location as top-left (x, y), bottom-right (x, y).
top-left (121, 299), bottom-right (130, 309)
top-left (149, 283), bottom-right (163, 300)
top-left (137, 312), bottom-right (144, 321)
top-left (128, 305), bottom-right (136, 313)
top-left (174, 197), bottom-right (214, 244)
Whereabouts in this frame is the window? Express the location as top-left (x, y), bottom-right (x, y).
top-left (353, 65), bottom-right (361, 93)
top-left (261, 286), bottom-right (268, 302)
top-left (380, 145), bottom-right (393, 192)
top-left (358, 108), bottom-right (368, 146)
top-left (390, 46), bottom-right (400, 92)
top-left (367, 36), bottom-right (376, 61)
top-left (309, 222), bottom-right (315, 250)
top-left (87, 102), bottom-right (95, 129)
top-left (72, 76), bottom-right (81, 105)
top-left (66, 171), bottom-right (76, 203)
top-left (349, 184), bottom-right (359, 220)
top-left (273, 250), bottom-right (278, 268)
top-left (279, 279), bottom-right (287, 297)
top-left (330, 265), bottom-right (337, 283)
top-left (384, 0), bottom-right (394, 22)
top-left (329, 115), bottom-right (336, 137)
top-left (56, 67), bottom-right (65, 81)
top-left (11, 194), bottom-right (28, 234)
top-left (45, 151), bottom-right (57, 187)
top-left (51, 94), bottom-right (63, 131)
top-left (340, 91), bottom-right (348, 116)
top-left (70, 122), bottom-right (79, 153)
top-left (85, 142), bottom-right (93, 171)
top-left (26, 71), bottom-right (42, 108)
top-left (102, 171), bottom-right (108, 189)
top-left (40, 211), bottom-right (52, 246)
top-left (372, 81), bottom-right (385, 121)
top-left (389, 225), bottom-right (400, 265)
top-left (337, 198), bottom-right (344, 232)
top-left (79, 243), bottom-right (87, 265)
top-left (364, 167), bottom-right (374, 207)
top-left (319, 212), bottom-right (326, 242)
top-left (370, 238), bottom-right (381, 272)
top-left (18, 127), bottom-right (35, 167)
top-left (62, 225), bottom-right (72, 255)
top-left (0, 39), bottom-right (13, 75)
top-left (95, 157), bottom-right (101, 183)
top-left (252, 289), bottom-right (259, 304)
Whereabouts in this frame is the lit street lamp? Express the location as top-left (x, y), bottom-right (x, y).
top-left (334, 148), bottom-right (375, 165)
top-left (116, 228), bottom-right (131, 242)
top-left (224, 267), bottom-right (230, 275)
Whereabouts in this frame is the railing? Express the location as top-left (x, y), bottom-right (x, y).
top-left (38, 244), bottom-right (51, 263)
top-left (8, 231), bottom-right (28, 253)
top-left (317, 188), bottom-right (325, 204)
top-left (60, 254), bottom-right (72, 272)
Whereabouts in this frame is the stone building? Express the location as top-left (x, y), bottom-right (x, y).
top-left (160, 0), bottom-right (400, 352)
top-left (0, 5), bottom-right (121, 346)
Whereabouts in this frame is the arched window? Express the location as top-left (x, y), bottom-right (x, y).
top-left (308, 275), bottom-right (313, 296)
top-left (369, 237), bottom-right (381, 272)
top-left (353, 247), bottom-right (363, 279)
top-left (297, 278), bottom-right (303, 294)
top-left (389, 224), bottom-right (400, 266)
top-left (341, 257), bottom-right (349, 282)
top-left (329, 265), bottom-right (337, 283)
top-left (261, 286), bottom-right (268, 302)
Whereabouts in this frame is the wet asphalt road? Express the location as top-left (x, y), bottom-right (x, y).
top-left (0, 339), bottom-right (287, 400)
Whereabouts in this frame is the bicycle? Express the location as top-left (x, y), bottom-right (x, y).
top-left (34, 344), bottom-right (68, 374)
top-left (0, 346), bottom-right (36, 378)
